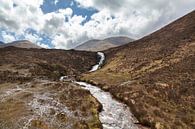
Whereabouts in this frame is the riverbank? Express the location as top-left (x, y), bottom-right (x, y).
top-left (74, 52), bottom-right (141, 129)
top-left (80, 49), bottom-right (195, 129)
top-left (75, 81), bottom-right (139, 129)
top-left (80, 12), bottom-right (195, 128)
top-left (0, 80), bottom-right (102, 129)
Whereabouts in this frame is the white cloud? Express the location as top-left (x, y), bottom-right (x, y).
top-left (0, 0), bottom-right (195, 49)
top-left (75, 0), bottom-right (94, 8)
top-left (13, 0), bottom-right (43, 8)
top-left (54, 0), bottom-right (59, 5)
top-left (24, 33), bottom-right (40, 43)
top-left (59, 8), bottom-right (73, 16)
top-left (0, 0), bottom-right (44, 34)
top-left (37, 42), bottom-right (50, 49)
top-left (1, 31), bottom-right (16, 43)
top-left (75, 0), bottom-right (195, 37)
top-left (52, 34), bottom-right (68, 49)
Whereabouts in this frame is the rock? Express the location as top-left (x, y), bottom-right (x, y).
top-left (155, 122), bottom-right (163, 129)
top-left (124, 97), bottom-right (129, 101)
top-left (131, 99), bottom-right (135, 104)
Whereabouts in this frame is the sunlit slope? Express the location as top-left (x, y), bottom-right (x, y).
top-left (82, 11), bottom-right (195, 129)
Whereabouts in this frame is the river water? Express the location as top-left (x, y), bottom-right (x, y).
top-left (75, 52), bottom-right (139, 129)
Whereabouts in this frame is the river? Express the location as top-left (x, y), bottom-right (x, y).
top-left (75, 52), bottom-right (139, 129)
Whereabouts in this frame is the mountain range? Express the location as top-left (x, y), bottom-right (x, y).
top-left (0, 40), bottom-right (41, 49)
top-left (74, 36), bottom-right (134, 51)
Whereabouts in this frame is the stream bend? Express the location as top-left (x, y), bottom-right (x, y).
top-left (63, 52), bottom-right (139, 129)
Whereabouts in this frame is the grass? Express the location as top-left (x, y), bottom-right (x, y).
top-left (0, 81), bottom-right (102, 129)
top-left (81, 42), bottom-right (195, 129)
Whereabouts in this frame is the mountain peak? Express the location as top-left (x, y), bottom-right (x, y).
top-left (75, 36), bottom-right (134, 51)
top-left (0, 40), bottom-right (41, 49)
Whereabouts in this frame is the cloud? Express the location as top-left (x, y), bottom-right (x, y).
top-left (54, 0), bottom-right (59, 5)
top-left (52, 34), bottom-right (72, 49)
top-left (0, 0), bottom-right (195, 49)
top-left (59, 8), bottom-right (73, 16)
top-left (0, 0), bottom-right (44, 34)
top-left (24, 33), bottom-right (40, 43)
top-left (37, 42), bottom-right (50, 48)
top-left (75, 0), bottom-right (195, 37)
top-left (51, 14), bottom-right (87, 49)
top-left (1, 31), bottom-right (16, 43)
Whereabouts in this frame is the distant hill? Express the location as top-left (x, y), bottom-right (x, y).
top-left (74, 36), bottom-right (134, 51)
top-left (0, 40), bottom-right (41, 49)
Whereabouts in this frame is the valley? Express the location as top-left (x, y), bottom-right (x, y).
top-left (81, 11), bottom-right (195, 129)
top-left (0, 10), bottom-right (194, 129)
top-left (75, 53), bottom-right (139, 129)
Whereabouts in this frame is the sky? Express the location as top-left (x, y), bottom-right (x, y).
top-left (0, 0), bottom-right (195, 49)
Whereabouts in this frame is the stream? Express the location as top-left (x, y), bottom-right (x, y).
top-left (63, 52), bottom-right (139, 129)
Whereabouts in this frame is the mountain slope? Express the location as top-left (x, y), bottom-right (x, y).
top-left (75, 36), bottom-right (133, 51)
top-left (0, 40), bottom-right (41, 49)
top-left (0, 47), bottom-right (97, 81)
top-left (81, 11), bottom-right (195, 128)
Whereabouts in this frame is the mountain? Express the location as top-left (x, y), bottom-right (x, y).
top-left (81, 11), bottom-right (195, 128)
top-left (0, 41), bottom-right (4, 45)
top-left (0, 40), bottom-right (41, 49)
top-left (75, 36), bottom-right (134, 51)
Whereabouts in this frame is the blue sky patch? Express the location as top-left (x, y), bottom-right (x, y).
top-left (41, 0), bottom-right (98, 22)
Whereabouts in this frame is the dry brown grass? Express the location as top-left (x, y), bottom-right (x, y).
top-left (82, 11), bottom-right (195, 129)
top-left (0, 81), bottom-right (102, 129)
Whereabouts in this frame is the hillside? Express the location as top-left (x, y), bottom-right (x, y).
top-left (0, 47), bottom-right (97, 82)
top-left (75, 36), bottom-right (133, 51)
top-left (81, 11), bottom-right (195, 128)
top-left (0, 40), bottom-right (41, 49)
top-left (0, 47), bottom-right (103, 129)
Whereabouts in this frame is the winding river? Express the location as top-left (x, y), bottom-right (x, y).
top-left (75, 52), bottom-right (139, 129)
